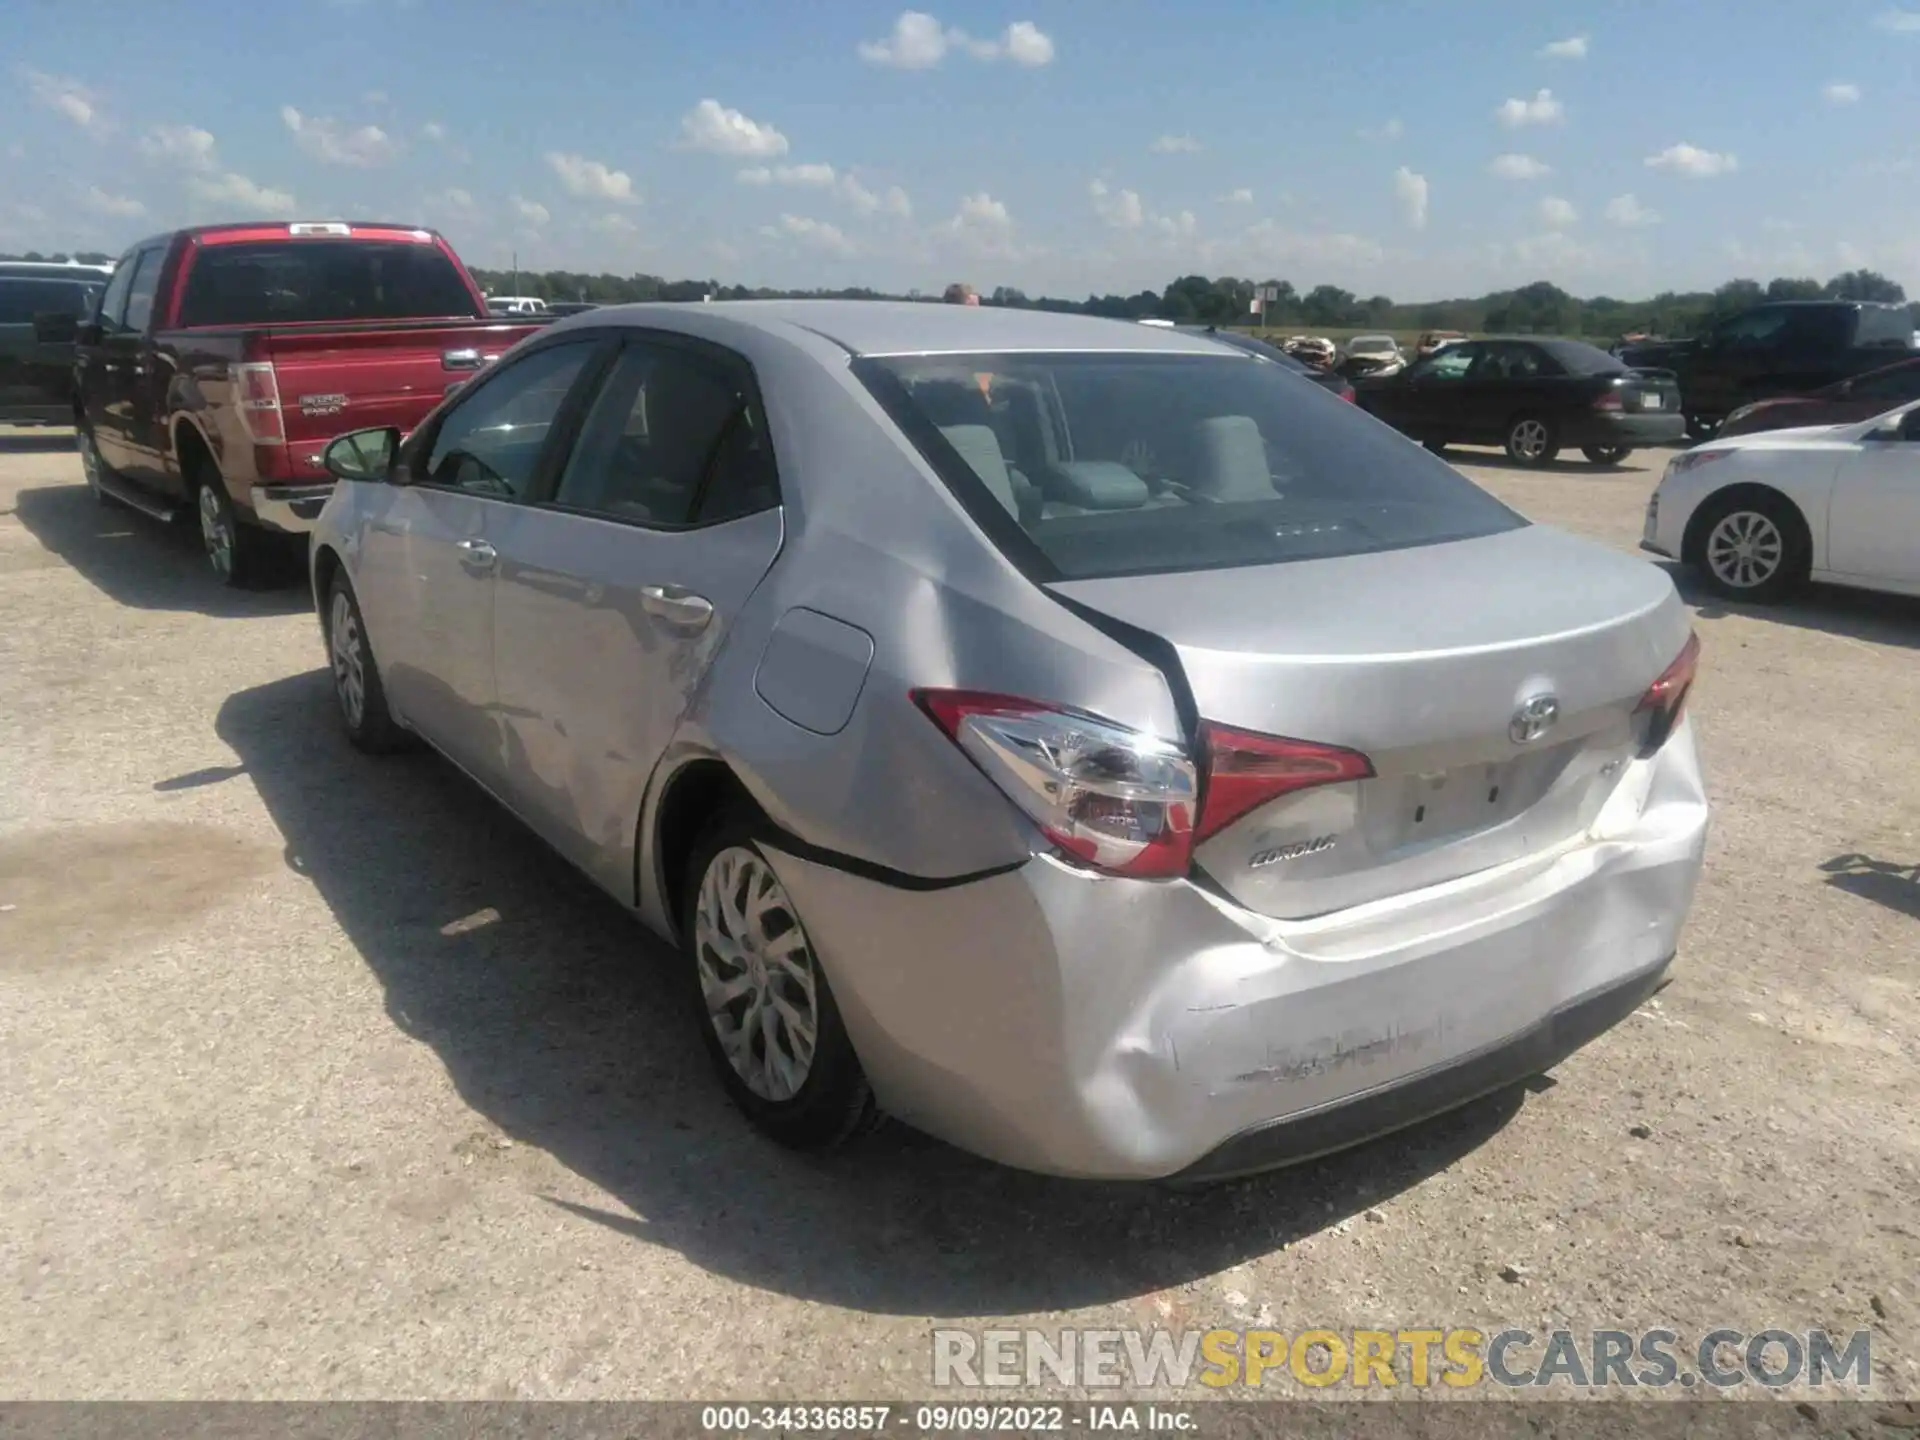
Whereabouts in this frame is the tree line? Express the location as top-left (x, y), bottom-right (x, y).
top-left (466, 266), bottom-right (1916, 340)
top-left (10, 248), bottom-right (1908, 340)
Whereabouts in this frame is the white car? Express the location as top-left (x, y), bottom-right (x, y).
top-left (1641, 405), bottom-right (1920, 602)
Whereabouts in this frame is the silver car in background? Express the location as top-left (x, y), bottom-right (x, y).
top-left (310, 302), bottom-right (1709, 1182)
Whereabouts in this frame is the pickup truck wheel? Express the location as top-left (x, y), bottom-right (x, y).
top-left (1685, 412), bottom-right (1719, 441)
top-left (1504, 415), bottom-right (1561, 467)
top-left (325, 575), bottom-right (406, 752)
top-left (1582, 445), bottom-right (1633, 466)
top-left (193, 473), bottom-right (268, 588)
top-left (78, 429), bottom-right (115, 507)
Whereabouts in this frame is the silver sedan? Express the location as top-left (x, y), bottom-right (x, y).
top-left (310, 302), bottom-right (1709, 1182)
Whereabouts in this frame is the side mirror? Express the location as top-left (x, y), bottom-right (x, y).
top-left (32, 312), bottom-right (79, 344)
top-left (322, 426), bottom-right (402, 483)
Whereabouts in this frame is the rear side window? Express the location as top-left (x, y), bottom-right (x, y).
top-left (857, 352), bottom-right (1526, 582)
top-left (1854, 306), bottom-right (1913, 348)
top-left (551, 341), bottom-right (777, 527)
top-left (1850, 363), bottom-right (1920, 403)
top-left (0, 278), bottom-right (99, 324)
top-left (179, 240), bottom-right (481, 326)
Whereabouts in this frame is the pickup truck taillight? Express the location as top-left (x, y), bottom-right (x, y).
top-left (234, 362), bottom-right (286, 445)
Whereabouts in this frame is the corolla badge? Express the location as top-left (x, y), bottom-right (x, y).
top-left (1249, 834), bottom-right (1337, 869)
top-left (1510, 693), bottom-right (1561, 744)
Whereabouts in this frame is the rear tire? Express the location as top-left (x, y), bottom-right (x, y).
top-left (1582, 445), bottom-right (1633, 466)
top-left (324, 574), bottom-right (407, 752)
top-left (78, 426), bottom-right (115, 507)
top-left (1684, 412), bottom-right (1719, 441)
top-left (1686, 491), bottom-right (1810, 605)
top-left (192, 465), bottom-right (271, 588)
top-left (681, 808), bottom-right (878, 1151)
top-left (1504, 415), bottom-right (1560, 467)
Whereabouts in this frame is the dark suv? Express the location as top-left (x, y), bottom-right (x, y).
top-left (0, 262), bottom-right (111, 426)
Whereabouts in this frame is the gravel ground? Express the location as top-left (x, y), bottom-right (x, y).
top-left (2, 430), bottom-right (1916, 1403)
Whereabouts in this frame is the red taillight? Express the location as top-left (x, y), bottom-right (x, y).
top-left (1593, 387), bottom-right (1625, 411)
top-left (1338, 384), bottom-right (1357, 403)
top-left (1633, 632), bottom-right (1700, 757)
top-left (1195, 723), bottom-right (1374, 843)
top-left (913, 689), bottom-right (1198, 878)
top-left (913, 689), bottom-right (1376, 878)
top-left (234, 361), bottom-right (285, 444)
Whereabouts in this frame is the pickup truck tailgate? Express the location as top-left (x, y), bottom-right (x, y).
top-left (261, 320), bottom-right (540, 476)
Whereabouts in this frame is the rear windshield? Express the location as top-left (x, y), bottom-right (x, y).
top-left (1540, 339), bottom-right (1629, 375)
top-left (178, 240), bottom-right (481, 327)
top-left (856, 351), bottom-right (1526, 581)
top-left (0, 276), bottom-right (103, 323)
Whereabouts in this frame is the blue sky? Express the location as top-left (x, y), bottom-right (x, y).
top-left (6, 0), bottom-right (1920, 300)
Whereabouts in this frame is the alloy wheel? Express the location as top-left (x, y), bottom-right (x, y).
top-left (1510, 419), bottom-right (1551, 461)
top-left (694, 846), bottom-right (820, 1103)
top-left (198, 485), bottom-right (234, 578)
top-left (1705, 511), bottom-right (1784, 590)
top-left (329, 591), bottom-right (366, 730)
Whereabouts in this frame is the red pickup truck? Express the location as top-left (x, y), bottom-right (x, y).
top-left (73, 221), bottom-right (546, 586)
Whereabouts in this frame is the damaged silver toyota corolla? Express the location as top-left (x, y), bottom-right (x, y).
top-left (309, 301), bottom-right (1709, 1182)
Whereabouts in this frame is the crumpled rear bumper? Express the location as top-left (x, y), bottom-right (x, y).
top-left (765, 721), bottom-right (1709, 1181)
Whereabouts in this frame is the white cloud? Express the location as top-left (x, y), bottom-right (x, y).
top-left (742, 162), bottom-right (836, 187)
top-left (1089, 179), bottom-right (1145, 230)
top-left (592, 212), bottom-right (639, 236)
top-left (839, 175), bottom-right (912, 216)
top-left (1539, 34), bottom-right (1589, 58)
top-left (1837, 240), bottom-right (1870, 266)
top-left (1153, 210), bottom-right (1198, 242)
top-left (677, 98), bottom-right (789, 157)
top-left (1003, 20), bottom-right (1054, 65)
top-left (1150, 134), bottom-right (1202, 154)
top-left (422, 121), bottom-right (448, 141)
top-left (20, 68), bottom-right (105, 132)
top-left (1603, 193), bottom-right (1660, 227)
top-left (1496, 88), bottom-right (1565, 127)
top-left (1393, 166), bottom-right (1428, 229)
top-left (769, 213), bottom-right (856, 256)
top-left (1872, 8), bottom-right (1920, 31)
top-left (1221, 187), bottom-right (1254, 204)
top-left (1506, 230), bottom-right (1607, 272)
top-left (426, 186), bottom-right (475, 213)
top-left (737, 168), bottom-right (772, 185)
top-left (84, 187), bottom-right (146, 219)
top-left (1645, 142), bottom-right (1738, 177)
top-left (511, 195), bottom-right (550, 226)
top-left (280, 106), bottom-right (398, 166)
top-left (138, 124), bottom-right (217, 171)
top-left (188, 171), bottom-right (297, 217)
top-left (1824, 81), bottom-right (1862, 104)
top-left (939, 191), bottom-right (1024, 256)
top-left (857, 12), bottom-right (1055, 68)
top-left (1360, 118), bottom-right (1405, 141)
top-left (546, 151), bottom-right (641, 203)
top-left (1490, 153), bottom-right (1552, 181)
top-left (1539, 196), bottom-right (1578, 228)
top-left (1219, 221), bottom-right (1385, 272)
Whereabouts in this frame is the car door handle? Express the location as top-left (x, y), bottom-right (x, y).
top-left (639, 584), bottom-right (714, 630)
top-left (456, 537), bottom-right (497, 571)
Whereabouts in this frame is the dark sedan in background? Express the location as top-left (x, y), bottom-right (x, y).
top-left (1354, 336), bottom-right (1684, 467)
top-left (1716, 354), bottom-right (1920, 438)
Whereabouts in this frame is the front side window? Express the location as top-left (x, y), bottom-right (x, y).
top-left (859, 350), bottom-right (1525, 582)
top-left (420, 341), bottom-right (598, 498)
top-left (551, 341), bottom-right (776, 526)
top-left (178, 240), bottom-right (480, 327)
top-left (120, 249), bottom-right (166, 334)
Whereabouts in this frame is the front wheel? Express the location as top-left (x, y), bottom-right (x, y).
top-left (1689, 492), bottom-right (1810, 604)
top-left (78, 427), bottom-right (114, 507)
top-left (682, 811), bottom-right (878, 1151)
top-left (325, 574), bottom-right (407, 752)
top-left (1582, 445), bottom-right (1633, 466)
top-left (1505, 415), bottom-right (1561, 467)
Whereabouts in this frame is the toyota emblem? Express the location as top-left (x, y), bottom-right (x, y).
top-left (1510, 694), bottom-right (1561, 744)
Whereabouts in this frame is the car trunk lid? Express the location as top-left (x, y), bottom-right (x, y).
top-left (1616, 369), bottom-right (1681, 414)
top-left (1048, 525), bottom-right (1691, 919)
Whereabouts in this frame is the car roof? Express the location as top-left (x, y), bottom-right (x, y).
top-left (583, 299), bottom-right (1230, 357)
top-left (0, 261), bottom-right (112, 277)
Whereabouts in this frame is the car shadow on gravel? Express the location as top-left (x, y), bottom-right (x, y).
top-left (217, 668), bottom-right (1528, 1317)
top-left (10, 484), bottom-right (310, 618)
top-left (1820, 854), bottom-right (1920, 920)
top-left (1656, 561), bottom-right (1920, 653)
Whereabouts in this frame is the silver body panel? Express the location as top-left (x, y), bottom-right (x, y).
top-left (312, 300), bottom-right (1711, 1180)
